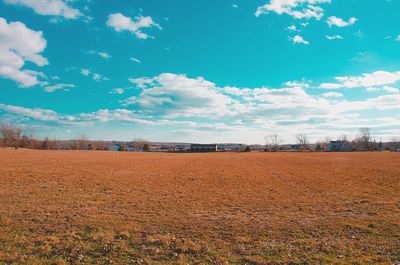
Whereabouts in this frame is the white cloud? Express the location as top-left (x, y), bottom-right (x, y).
top-left (44, 83), bottom-right (75, 93)
top-left (130, 57), bottom-right (141, 63)
top-left (125, 73), bottom-right (236, 118)
top-left (327, 16), bottom-right (357, 27)
top-left (322, 92), bottom-right (343, 98)
top-left (80, 68), bottom-right (90, 76)
top-left (287, 25), bottom-right (299, 32)
top-left (107, 13), bottom-right (161, 40)
top-left (290, 35), bottom-right (309, 45)
top-left (256, 0), bottom-right (331, 20)
top-left (284, 80), bottom-right (310, 88)
top-left (320, 71), bottom-right (400, 89)
top-left (80, 68), bottom-right (108, 81)
top-left (382, 86), bottom-right (399, 93)
top-left (326, 35), bottom-right (343, 40)
top-left (92, 73), bottom-right (101, 81)
top-left (0, 17), bottom-right (48, 87)
top-left (110, 88), bottom-right (125, 94)
top-left (319, 83), bottom-right (342, 89)
top-left (0, 103), bottom-right (75, 123)
top-left (88, 50), bottom-right (111, 59)
top-left (128, 77), bottom-right (154, 89)
top-left (3, 71), bottom-right (400, 143)
top-left (0, 103), bottom-right (155, 126)
top-left (336, 94), bottom-right (400, 112)
top-left (3, 0), bottom-right (82, 19)
top-left (367, 86), bottom-right (399, 94)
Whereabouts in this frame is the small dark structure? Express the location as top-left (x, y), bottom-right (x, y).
top-left (190, 144), bottom-right (218, 152)
top-left (328, 140), bottom-right (352, 152)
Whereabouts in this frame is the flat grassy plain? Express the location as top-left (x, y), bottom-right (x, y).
top-left (0, 149), bottom-right (399, 264)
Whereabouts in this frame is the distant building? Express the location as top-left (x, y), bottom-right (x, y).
top-left (127, 146), bottom-right (143, 152)
top-left (175, 144), bottom-right (190, 152)
top-left (149, 145), bottom-right (162, 152)
top-left (190, 144), bottom-right (218, 152)
top-left (290, 144), bottom-right (301, 151)
top-left (328, 140), bottom-right (352, 152)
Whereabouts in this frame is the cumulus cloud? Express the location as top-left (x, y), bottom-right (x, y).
top-left (3, 0), bottom-right (82, 19)
top-left (0, 17), bottom-right (48, 87)
top-left (320, 71), bottom-right (400, 89)
top-left (256, 0), bottom-right (331, 20)
top-left (327, 16), bottom-right (357, 27)
top-left (123, 73), bottom-right (335, 123)
top-left (290, 35), bottom-right (309, 45)
top-left (125, 73), bottom-right (236, 118)
top-left (3, 71), bottom-right (400, 142)
top-left (107, 13), bottom-right (161, 40)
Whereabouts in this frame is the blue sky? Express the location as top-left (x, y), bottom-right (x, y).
top-left (1, 0), bottom-right (400, 144)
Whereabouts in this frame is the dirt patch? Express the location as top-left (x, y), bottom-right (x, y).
top-left (0, 150), bottom-right (399, 264)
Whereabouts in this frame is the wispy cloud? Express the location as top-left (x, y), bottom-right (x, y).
top-left (326, 35), bottom-right (343, 40)
top-left (130, 57), bottom-right (141, 63)
top-left (44, 83), bottom-right (75, 93)
top-left (80, 69), bottom-right (109, 81)
top-left (87, 50), bottom-right (112, 59)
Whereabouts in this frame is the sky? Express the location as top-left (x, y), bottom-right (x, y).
top-left (0, 0), bottom-right (400, 144)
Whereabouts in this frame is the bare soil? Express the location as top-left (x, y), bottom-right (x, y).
top-left (0, 149), bottom-right (399, 264)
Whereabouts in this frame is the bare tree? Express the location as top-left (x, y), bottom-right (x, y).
top-left (41, 137), bottom-right (51, 150)
top-left (338, 134), bottom-right (350, 142)
top-left (19, 133), bottom-right (30, 148)
top-left (296, 133), bottom-right (309, 151)
top-left (391, 137), bottom-right (400, 151)
top-left (131, 138), bottom-right (149, 149)
top-left (358, 127), bottom-right (372, 151)
top-left (76, 134), bottom-right (89, 150)
top-left (268, 134), bottom-right (282, 151)
top-left (0, 122), bottom-right (22, 148)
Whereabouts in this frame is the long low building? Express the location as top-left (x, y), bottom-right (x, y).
top-left (328, 140), bottom-right (352, 152)
top-left (190, 144), bottom-right (218, 152)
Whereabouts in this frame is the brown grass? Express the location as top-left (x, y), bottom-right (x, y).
top-left (0, 149), bottom-right (399, 264)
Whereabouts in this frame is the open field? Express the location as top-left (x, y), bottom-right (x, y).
top-left (0, 150), bottom-right (399, 264)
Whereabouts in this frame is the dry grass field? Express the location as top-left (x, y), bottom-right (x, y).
top-left (0, 149), bottom-right (399, 264)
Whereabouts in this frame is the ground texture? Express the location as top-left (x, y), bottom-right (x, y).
top-left (0, 149), bottom-right (399, 264)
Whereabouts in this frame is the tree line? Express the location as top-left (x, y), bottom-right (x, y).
top-left (1, 121), bottom-right (399, 152)
top-left (265, 128), bottom-right (400, 152)
top-left (0, 122), bottom-right (149, 151)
